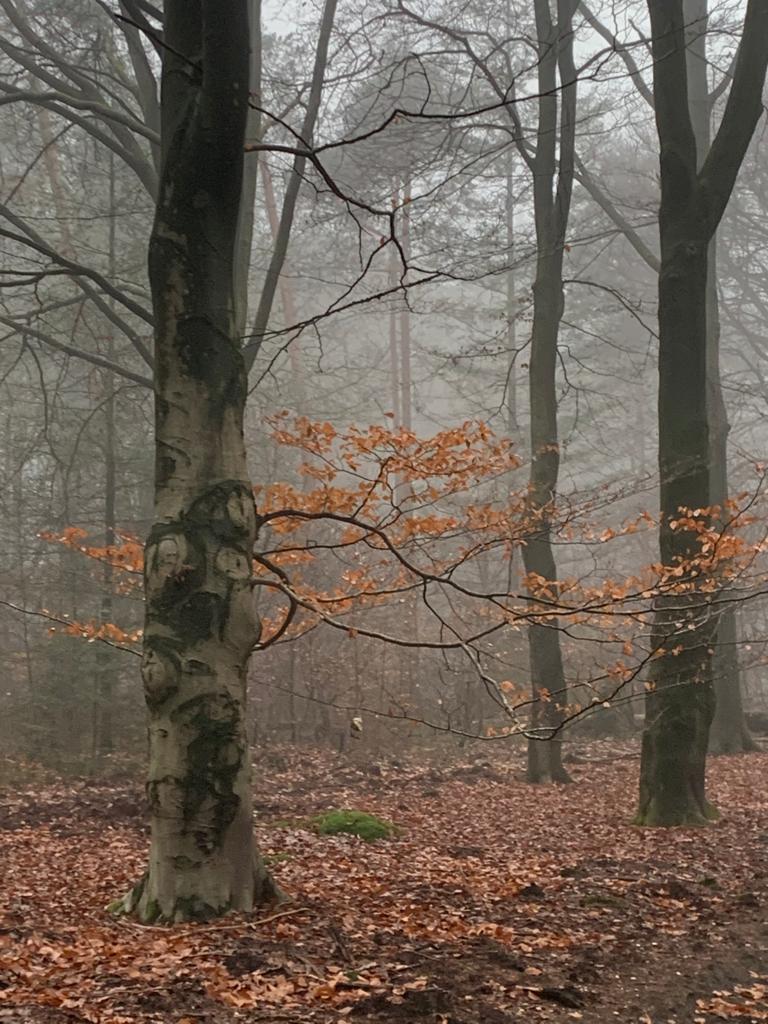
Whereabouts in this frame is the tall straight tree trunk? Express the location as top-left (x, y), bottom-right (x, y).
top-left (637, 163), bottom-right (715, 826)
top-left (233, 0), bottom-right (262, 340)
top-left (684, 0), bottom-right (755, 754)
top-left (522, 0), bottom-right (577, 784)
top-left (115, 0), bottom-right (279, 922)
top-left (94, 150), bottom-right (118, 764)
top-left (260, 158), bottom-right (305, 407)
top-left (243, 0), bottom-right (337, 370)
top-left (637, 0), bottom-right (768, 825)
top-left (505, 148), bottom-right (519, 437)
top-left (399, 177), bottom-right (413, 431)
top-left (388, 186), bottom-right (401, 425)
top-left (524, 248), bottom-right (570, 783)
top-left (574, 0), bottom-right (758, 757)
top-left (705, 238), bottom-right (756, 752)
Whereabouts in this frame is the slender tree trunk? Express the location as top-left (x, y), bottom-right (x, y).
top-left (94, 151), bottom-right (118, 765)
top-left (706, 241), bottom-right (756, 752)
top-left (243, 0), bottom-right (337, 370)
top-left (9, 439), bottom-right (37, 752)
top-left (288, 644), bottom-right (298, 744)
top-left (94, 377), bottom-right (116, 760)
top-left (388, 193), bottom-right (401, 425)
top-left (523, 252), bottom-right (570, 783)
top-left (260, 157), bottom-right (305, 406)
top-left (522, 0), bottom-right (577, 784)
top-left (505, 148), bottom-right (519, 437)
top-left (233, 0), bottom-right (262, 341)
top-left (115, 0), bottom-right (279, 922)
top-left (399, 178), bottom-right (412, 431)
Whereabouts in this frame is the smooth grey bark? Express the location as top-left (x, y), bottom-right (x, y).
top-left (387, 219), bottom-right (401, 425)
top-left (260, 158), bottom-right (306, 407)
top-left (118, 0), bottom-right (162, 170)
top-left (637, 0), bottom-right (768, 826)
top-left (115, 0), bottom-right (279, 922)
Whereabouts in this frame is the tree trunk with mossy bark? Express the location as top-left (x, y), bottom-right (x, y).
top-left (113, 0), bottom-right (280, 922)
top-left (636, 0), bottom-right (768, 825)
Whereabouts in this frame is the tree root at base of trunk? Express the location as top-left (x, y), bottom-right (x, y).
top-left (108, 865), bottom-right (288, 924)
top-left (633, 799), bottom-right (720, 828)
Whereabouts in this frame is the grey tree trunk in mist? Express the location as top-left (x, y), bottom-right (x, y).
top-left (115, 0), bottom-right (279, 922)
top-left (683, 0), bottom-right (758, 756)
top-left (578, 0), bottom-right (756, 755)
top-left (637, 0), bottom-right (768, 826)
top-left (522, 0), bottom-right (577, 784)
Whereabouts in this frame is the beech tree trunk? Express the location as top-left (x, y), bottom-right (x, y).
top-left (684, 0), bottom-right (755, 755)
top-left (115, 0), bottom-right (278, 922)
top-left (522, 0), bottom-right (577, 784)
top-left (505, 147), bottom-right (519, 437)
top-left (575, 0), bottom-right (757, 756)
top-left (638, 215), bottom-right (716, 824)
top-left (94, 152), bottom-right (118, 764)
top-left (706, 245), bottom-right (755, 753)
top-left (637, 0), bottom-right (768, 825)
top-left (399, 176), bottom-right (413, 431)
top-left (524, 250), bottom-right (571, 784)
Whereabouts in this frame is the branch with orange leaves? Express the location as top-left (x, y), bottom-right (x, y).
top-left (31, 419), bottom-right (768, 744)
top-left (0, 597), bottom-right (141, 655)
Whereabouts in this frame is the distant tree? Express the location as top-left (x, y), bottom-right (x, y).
top-left (518, 0), bottom-right (579, 783)
top-left (394, 0), bottom-right (581, 782)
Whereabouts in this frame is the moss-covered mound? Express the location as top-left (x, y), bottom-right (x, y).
top-left (312, 809), bottom-right (394, 842)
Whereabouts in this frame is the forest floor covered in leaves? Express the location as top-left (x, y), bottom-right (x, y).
top-left (2, 744), bottom-right (768, 1024)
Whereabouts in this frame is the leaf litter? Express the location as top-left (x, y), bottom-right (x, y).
top-left (1, 744), bottom-right (768, 1023)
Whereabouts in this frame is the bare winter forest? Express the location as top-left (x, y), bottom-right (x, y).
top-left (2, 1), bottom-right (768, 1021)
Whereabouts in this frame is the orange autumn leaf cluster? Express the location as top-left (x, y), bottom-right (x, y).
top-left (40, 418), bottom-right (768, 668)
top-left (47, 620), bottom-right (143, 646)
